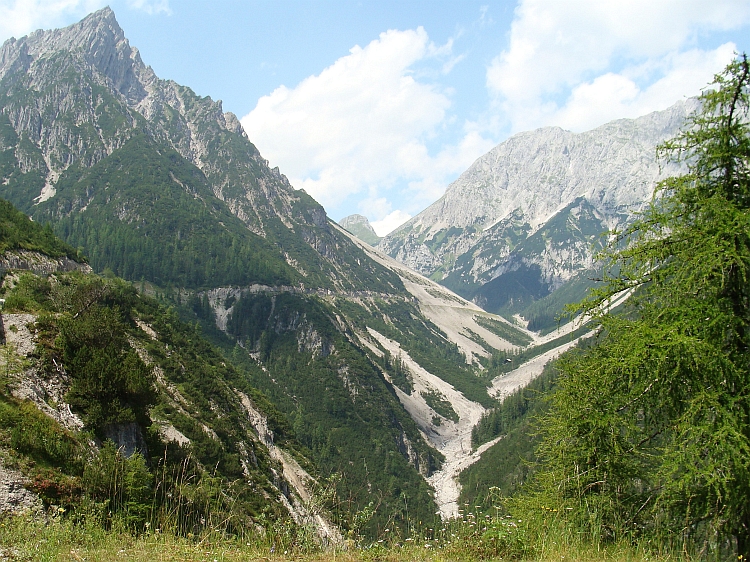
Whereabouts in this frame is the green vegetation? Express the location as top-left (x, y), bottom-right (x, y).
top-left (421, 389), bottom-right (459, 423)
top-left (0, 218), bottom-right (307, 538)
top-left (471, 264), bottom-right (549, 315)
top-left (473, 314), bottom-right (533, 347)
top-left (519, 271), bottom-right (599, 333)
top-left (222, 292), bottom-right (443, 535)
top-left (34, 136), bottom-right (299, 289)
top-left (383, 350), bottom-right (413, 394)
top-left (440, 200), bottom-right (606, 327)
top-left (5, 17), bottom-right (747, 561)
top-left (485, 323), bottom-right (590, 378)
top-left (0, 198), bottom-right (79, 259)
top-left (0, 507), bottom-right (696, 561)
top-left (520, 55), bottom-right (750, 558)
top-left (471, 364), bottom-right (557, 449)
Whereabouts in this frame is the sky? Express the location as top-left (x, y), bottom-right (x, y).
top-left (1, 1), bottom-right (749, 235)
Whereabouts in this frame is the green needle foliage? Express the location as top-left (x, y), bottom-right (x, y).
top-left (529, 54), bottom-right (750, 556)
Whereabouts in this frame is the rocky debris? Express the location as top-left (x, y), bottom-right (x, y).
top-left (365, 328), bottom-right (486, 518)
top-left (135, 319), bottom-right (157, 340)
top-left (3, 314), bottom-right (85, 432)
top-left (1, 314), bottom-right (36, 357)
top-left (338, 224), bottom-right (522, 362)
top-left (0, 251), bottom-right (91, 277)
top-left (155, 421), bottom-right (190, 446)
top-left (236, 390), bottom-right (343, 547)
top-left (0, 463), bottom-right (41, 515)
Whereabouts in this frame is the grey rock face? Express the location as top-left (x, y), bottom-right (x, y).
top-left (378, 100), bottom-right (697, 298)
top-left (0, 7), bottom-right (319, 237)
top-left (0, 463), bottom-right (41, 515)
top-left (102, 422), bottom-right (150, 458)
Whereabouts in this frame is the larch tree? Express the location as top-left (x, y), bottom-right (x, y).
top-left (532, 54), bottom-right (750, 556)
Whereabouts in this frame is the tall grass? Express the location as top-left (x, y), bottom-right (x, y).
top-left (0, 505), bottom-right (694, 562)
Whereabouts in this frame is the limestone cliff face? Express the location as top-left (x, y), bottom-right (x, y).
top-left (0, 8), bottom-right (328, 250)
top-left (0, 8), bottom-right (401, 294)
top-left (378, 100), bottom-right (697, 301)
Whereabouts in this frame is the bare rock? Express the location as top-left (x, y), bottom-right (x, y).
top-left (0, 462), bottom-right (41, 515)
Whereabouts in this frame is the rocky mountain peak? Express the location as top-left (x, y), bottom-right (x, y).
top-left (338, 214), bottom-right (381, 245)
top-left (377, 99), bottom-right (701, 319)
top-left (0, 6), bottom-right (150, 104)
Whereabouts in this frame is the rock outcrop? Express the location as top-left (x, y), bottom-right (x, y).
top-left (378, 100), bottom-right (697, 305)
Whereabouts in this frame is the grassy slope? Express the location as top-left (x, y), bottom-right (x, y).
top-left (0, 512), bottom-right (691, 562)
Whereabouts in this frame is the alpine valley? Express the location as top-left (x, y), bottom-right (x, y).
top-left (0, 7), bottom-right (695, 542)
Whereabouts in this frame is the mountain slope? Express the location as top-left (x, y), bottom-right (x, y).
top-left (0, 8), bottom-right (401, 294)
top-left (0, 199), bottom-right (340, 541)
top-left (0, 8), bottom-right (542, 530)
top-left (338, 214), bottom-right (381, 245)
top-left (378, 102), bottom-right (697, 325)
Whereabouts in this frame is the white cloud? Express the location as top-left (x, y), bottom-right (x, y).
top-left (554, 45), bottom-right (737, 132)
top-left (371, 210), bottom-right (412, 237)
top-left (242, 27), bottom-right (494, 217)
top-left (487, 0), bottom-right (750, 133)
top-left (126, 0), bottom-right (171, 16)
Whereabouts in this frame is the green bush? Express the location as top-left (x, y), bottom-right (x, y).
top-left (58, 304), bottom-right (155, 434)
top-left (82, 441), bottom-right (153, 530)
top-left (8, 400), bottom-right (85, 474)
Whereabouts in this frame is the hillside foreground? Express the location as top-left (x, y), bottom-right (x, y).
top-left (0, 512), bottom-right (691, 562)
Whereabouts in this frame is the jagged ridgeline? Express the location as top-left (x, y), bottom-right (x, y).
top-left (0, 8), bottom-right (504, 533)
top-left (378, 102), bottom-right (695, 330)
top-left (0, 198), bottom-right (337, 541)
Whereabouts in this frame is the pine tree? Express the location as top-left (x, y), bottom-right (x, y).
top-left (533, 55), bottom-right (750, 555)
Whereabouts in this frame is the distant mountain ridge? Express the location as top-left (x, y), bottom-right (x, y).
top-left (338, 214), bottom-right (381, 245)
top-left (377, 100), bottom-right (697, 325)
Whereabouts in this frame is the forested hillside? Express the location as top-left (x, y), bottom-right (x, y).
top-left (512, 54), bottom-right (750, 559)
top-left (0, 198), bottom-right (342, 544)
top-left (0, 8), bottom-right (528, 533)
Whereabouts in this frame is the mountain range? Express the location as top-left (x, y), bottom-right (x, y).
top-left (0, 7), bottom-right (559, 532)
top-left (370, 100), bottom-right (695, 330)
top-left (0, 6), bottom-right (703, 539)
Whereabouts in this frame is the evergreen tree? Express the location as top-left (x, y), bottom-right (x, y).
top-left (533, 55), bottom-right (750, 555)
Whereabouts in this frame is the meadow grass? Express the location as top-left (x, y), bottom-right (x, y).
top-left (0, 510), bottom-right (692, 562)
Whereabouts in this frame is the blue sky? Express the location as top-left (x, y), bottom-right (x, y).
top-left (2, 1), bottom-right (749, 235)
